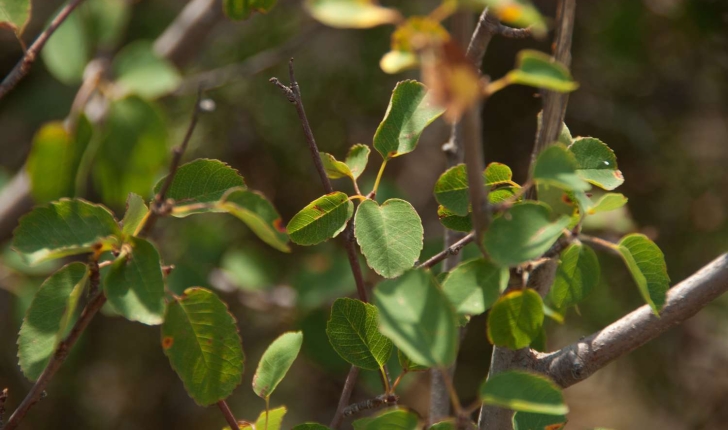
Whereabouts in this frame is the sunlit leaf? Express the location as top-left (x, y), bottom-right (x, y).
top-left (12, 198), bottom-right (120, 265)
top-left (0, 0), bottom-right (31, 35)
top-left (373, 80), bottom-right (445, 160)
top-left (380, 16), bottom-right (449, 74)
top-left (442, 258), bottom-right (508, 316)
top-left (548, 243), bottom-right (599, 309)
top-left (287, 192), bottom-right (353, 246)
top-left (320, 152), bottom-right (353, 180)
top-left (162, 288), bottom-right (244, 406)
top-left (434, 164), bottom-right (469, 216)
top-left (326, 298), bottom-right (393, 370)
top-left (112, 40), bottom-right (182, 99)
top-left (588, 193), bottom-right (628, 214)
top-left (470, 0), bottom-right (546, 37)
top-left (533, 144), bottom-right (590, 192)
top-left (483, 202), bottom-right (570, 267)
top-left (380, 50), bottom-right (419, 74)
top-left (354, 198), bottom-right (423, 278)
top-left (617, 234), bottom-right (669, 314)
top-left (487, 289), bottom-right (544, 349)
top-left (18, 262), bottom-right (88, 381)
top-left (219, 189), bottom-right (290, 253)
top-left (254, 406), bottom-right (287, 430)
top-left (485, 162), bottom-right (515, 186)
top-left (480, 370), bottom-right (568, 415)
top-left (345, 144), bottom-right (370, 179)
top-left (121, 193), bottom-right (148, 236)
top-left (569, 137), bottom-right (624, 191)
top-left (253, 331), bottom-right (303, 398)
top-left (305, 0), bottom-right (402, 29)
top-left (104, 236), bottom-right (165, 325)
top-left (375, 270), bottom-right (458, 367)
top-left (506, 50), bottom-right (578, 93)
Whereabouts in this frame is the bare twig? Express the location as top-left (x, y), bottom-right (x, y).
top-left (330, 366), bottom-right (360, 429)
top-left (419, 233), bottom-right (476, 270)
top-left (0, 0), bottom-right (87, 101)
top-left (0, 388), bottom-right (8, 428)
top-left (342, 393), bottom-right (398, 418)
top-left (217, 400), bottom-right (240, 429)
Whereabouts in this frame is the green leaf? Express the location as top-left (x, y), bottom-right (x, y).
top-left (354, 198), bottom-right (423, 278)
top-left (489, 187), bottom-right (520, 204)
top-left (487, 289), bottom-right (544, 349)
top-left (326, 298), bottom-right (393, 370)
top-left (292, 424), bottom-right (332, 430)
top-left (513, 412), bottom-right (567, 430)
top-left (569, 137), bottom-right (624, 190)
top-left (219, 189), bottom-right (290, 252)
top-left (434, 164), bottom-right (469, 216)
top-left (428, 420), bottom-right (456, 430)
top-left (254, 406), bottom-right (287, 430)
top-left (12, 198), bottom-right (121, 265)
top-left (121, 193), bottom-right (148, 236)
top-left (86, 0), bottom-right (130, 48)
top-left (94, 96), bottom-right (168, 207)
top-left (483, 202), bottom-right (570, 267)
top-left (104, 236), bottom-right (165, 325)
top-left (442, 258), bottom-right (509, 316)
top-left (41, 5), bottom-right (89, 85)
top-left (480, 370), bottom-right (568, 415)
top-left (162, 288), bottom-right (244, 406)
top-left (588, 193), bottom-right (628, 214)
top-left (373, 80), bottom-right (445, 160)
top-left (320, 152), bottom-right (354, 180)
top-left (287, 192), bottom-right (353, 246)
top-left (485, 162), bottom-right (515, 186)
top-left (112, 40), bottom-right (182, 99)
top-left (375, 270), bottom-right (458, 367)
top-left (26, 117), bottom-right (92, 203)
top-left (224, 0), bottom-right (276, 20)
top-left (472, 1), bottom-right (546, 37)
top-left (506, 50), bottom-right (578, 93)
top-left (253, 331), bottom-right (303, 398)
top-left (352, 408), bottom-right (419, 430)
top-left (548, 243), bottom-right (599, 310)
top-left (380, 50), bottom-right (419, 74)
top-left (397, 349), bottom-right (429, 372)
top-left (533, 144), bottom-right (590, 192)
top-left (305, 0), bottom-right (402, 29)
top-left (437, 205), bottom-right (472, 232)
top-left (154, 159), bottom-right (247, 216)
top-left (345, 144), bottom-right (370, 179)
top-left (617, 234), bottom-right (670, 314)
top-left (18, 262), bottom-right (88, 381)
top-left (0, 0), bottom-right (31, 35)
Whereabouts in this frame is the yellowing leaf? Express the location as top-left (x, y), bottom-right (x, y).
top-left (305, 0), bottom-right (402, 29)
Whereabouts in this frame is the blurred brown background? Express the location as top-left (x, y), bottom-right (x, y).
top-left (1, 0), bottom-right (727, 429)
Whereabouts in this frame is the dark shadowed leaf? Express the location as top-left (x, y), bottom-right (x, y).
top-left (548, 243), bottom-right (600, 309)
top-left (513, 411), bottom-right (567, 430)
top-left (253, 331), bottom-right (303, 398)
top-left (480, 370), bottom-right (567, 415)
top-left (397, 349), bottom-right (429, 372)
top-left (287, 192), bottom-right (353, 245)
top-left (292, 424), bottom-right (332, 430)
top-left (617, 234), bottom-right (669, 314)
top-left (326, 298), bottom-right (393, 370)
top-left (487, 289), bottom-right (544, 349)
top-left (437, 205), bottom-right (472, 232)
top-left (352, 408), bottom-right (419, 430)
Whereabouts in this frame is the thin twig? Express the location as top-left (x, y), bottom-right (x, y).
top-left (153, 0), bottom-right (223, 68)
top-left (330, 366), bottom-right (360, 429)
top-left (217, 400), bottom-right (239, 429)
top-left (418, 233), bottom-right (476, 269)
top-left (0, 388), bottom-right (8, 428)
top-left (0, 0), bottom-right (87, 101)
top-left (342, 393), bottom-right (398, 418)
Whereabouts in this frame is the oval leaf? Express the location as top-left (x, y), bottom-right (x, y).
top-left (506, 50), bottom-right (578, 93)
top-left (480, 370), bottom-right (568, 415)
top-left (354, 198), bottom-right (423, 278)
top-left (112, 40), bottom-right (182, 99)
top-left (588, 192), bottom-right (628, 214)
top-left (569, 137), bottom-right (624, 190)
top-left (487, 289), bottom-right (544, 349)
top-left (12, 198), bottom-right (120, 265)
top-left (373, 80), bottom-right (445, 160)
top-left (255, 406), bottom-right (287, 430)
top-left (121, 193), bottom-right (149, 236)
top-left (345, 144), bottom-right (370, 179)
top-left (305, 0), bottom-right (401, 29)
top-left (485, 162), bottom-right (515, 186)
top-left (548, 243), bottom-right (600, 309)
top-left (434, 164), bottom-right (469, 216)
top-left (374, 270), bottom-right (458, 367)
top-left (219, 189), bottom-right (290, 252)
top-left (41, 6), bottom-right (89, 85)
top-left (18, 262), bottom-right (88, 381)
top-left (320, 152), bottom-right (354, 180)
top-left (483, 202), bottom-right (570, 267)
top-left (617, 234), bottom-right (669, 314)
top-left (352, 408), bottom-right (419, 430)
top-left (533, 144), bottom-right (590, 192)
top-left (326, 298), bottom-right (393, 370)
top-left (437, 205), bottom-right (472, 233)
top-left (162, 288), bottom-right (244, 406)
top-left (287, 192), bottom-right (353, 246)
top-left (104, 236), bottom-right (165, 325)
top-left (253, 331), bottom-right (303, 399)
top-left (442, 258), bottom-right (509, 316)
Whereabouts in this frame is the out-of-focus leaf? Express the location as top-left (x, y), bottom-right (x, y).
top-left (121, 193), bottom-right (148, 236)
top-left (375, 270), bottom-right (458, 367)
top-left (326, 298), bottom-right (393, 370)
top-left (380, 50), bottom-right (419, 74)
top-left (86, 0), bottom-right (130, 47)
top-left (548, 243), bottom-right (599, 309)
top-left (397, 349), bottom-right (428, 372)
top-left (18, 262), bottom-right (88, 381)
top-left (487, 289), bottom-right (544, 349)
top-left (223, 0), bottom-right (276, 20)
top-left (352, 408), bottom-right (419, 430)
top-left (162, 287), bottom-right (244, 406)
top-left (513, 411), bottom-right (567, 430)
top-left (254, 406), bottom-right (287, 430)
top-left (292, 424), bottom-right (332, 430)
top-left (112, 40), bottom-right (181, 99)
top-left (41, 5), bottom-right (89, 85)
top-left (104, 236), bottom-right (165, 325)
top-left (253, 331), bottom-right (303, 398)
top-left (26, 116), bottom-right (92, 203)
top-left (429, 420), bottom-right (457, 430)
top-left (373, 80), bottom-right (445, 160)
top-left (588, 193), bottom-right (628, 214)
top-left (305, 0), bottom-right (401, 29)
top-left (94, 97), bottom-right (168, 207)
top-left (0, 0), bottom-right (31, 35)
top-left (442, 258), bottom-right (508, 316)
top-left (533, 144), bottom-right (590, 192)
top-left (354, 198), bottom-right (423, 278)
top-left (468, 0), bottom-right (546, 37)
top-left (380, 16), bottom-right (449, 74)
top-left (480, 370), bottom-right (568, 415)
top-left (505, 50), bottom-right (578, 93)
top-left (219, 189), bottom-right (290, 252)
top-left (13, 198), bottom-right (120, 265)
top-left (483, 202), bottom-right (570, 267)
top-left (569, 137), bottom-right (624, 191)
top-left (617, 234), bottom-right (669, 314)
top-left (287, 192), bottom-right (353, 246)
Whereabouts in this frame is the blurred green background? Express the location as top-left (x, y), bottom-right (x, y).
top-left (1, 0), bottom-right (727, 428)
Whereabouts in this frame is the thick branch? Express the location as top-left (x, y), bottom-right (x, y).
top-left (0, 0), bottom-right (86, 101)
top-left (535, 253), bottom-right (728, 387)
